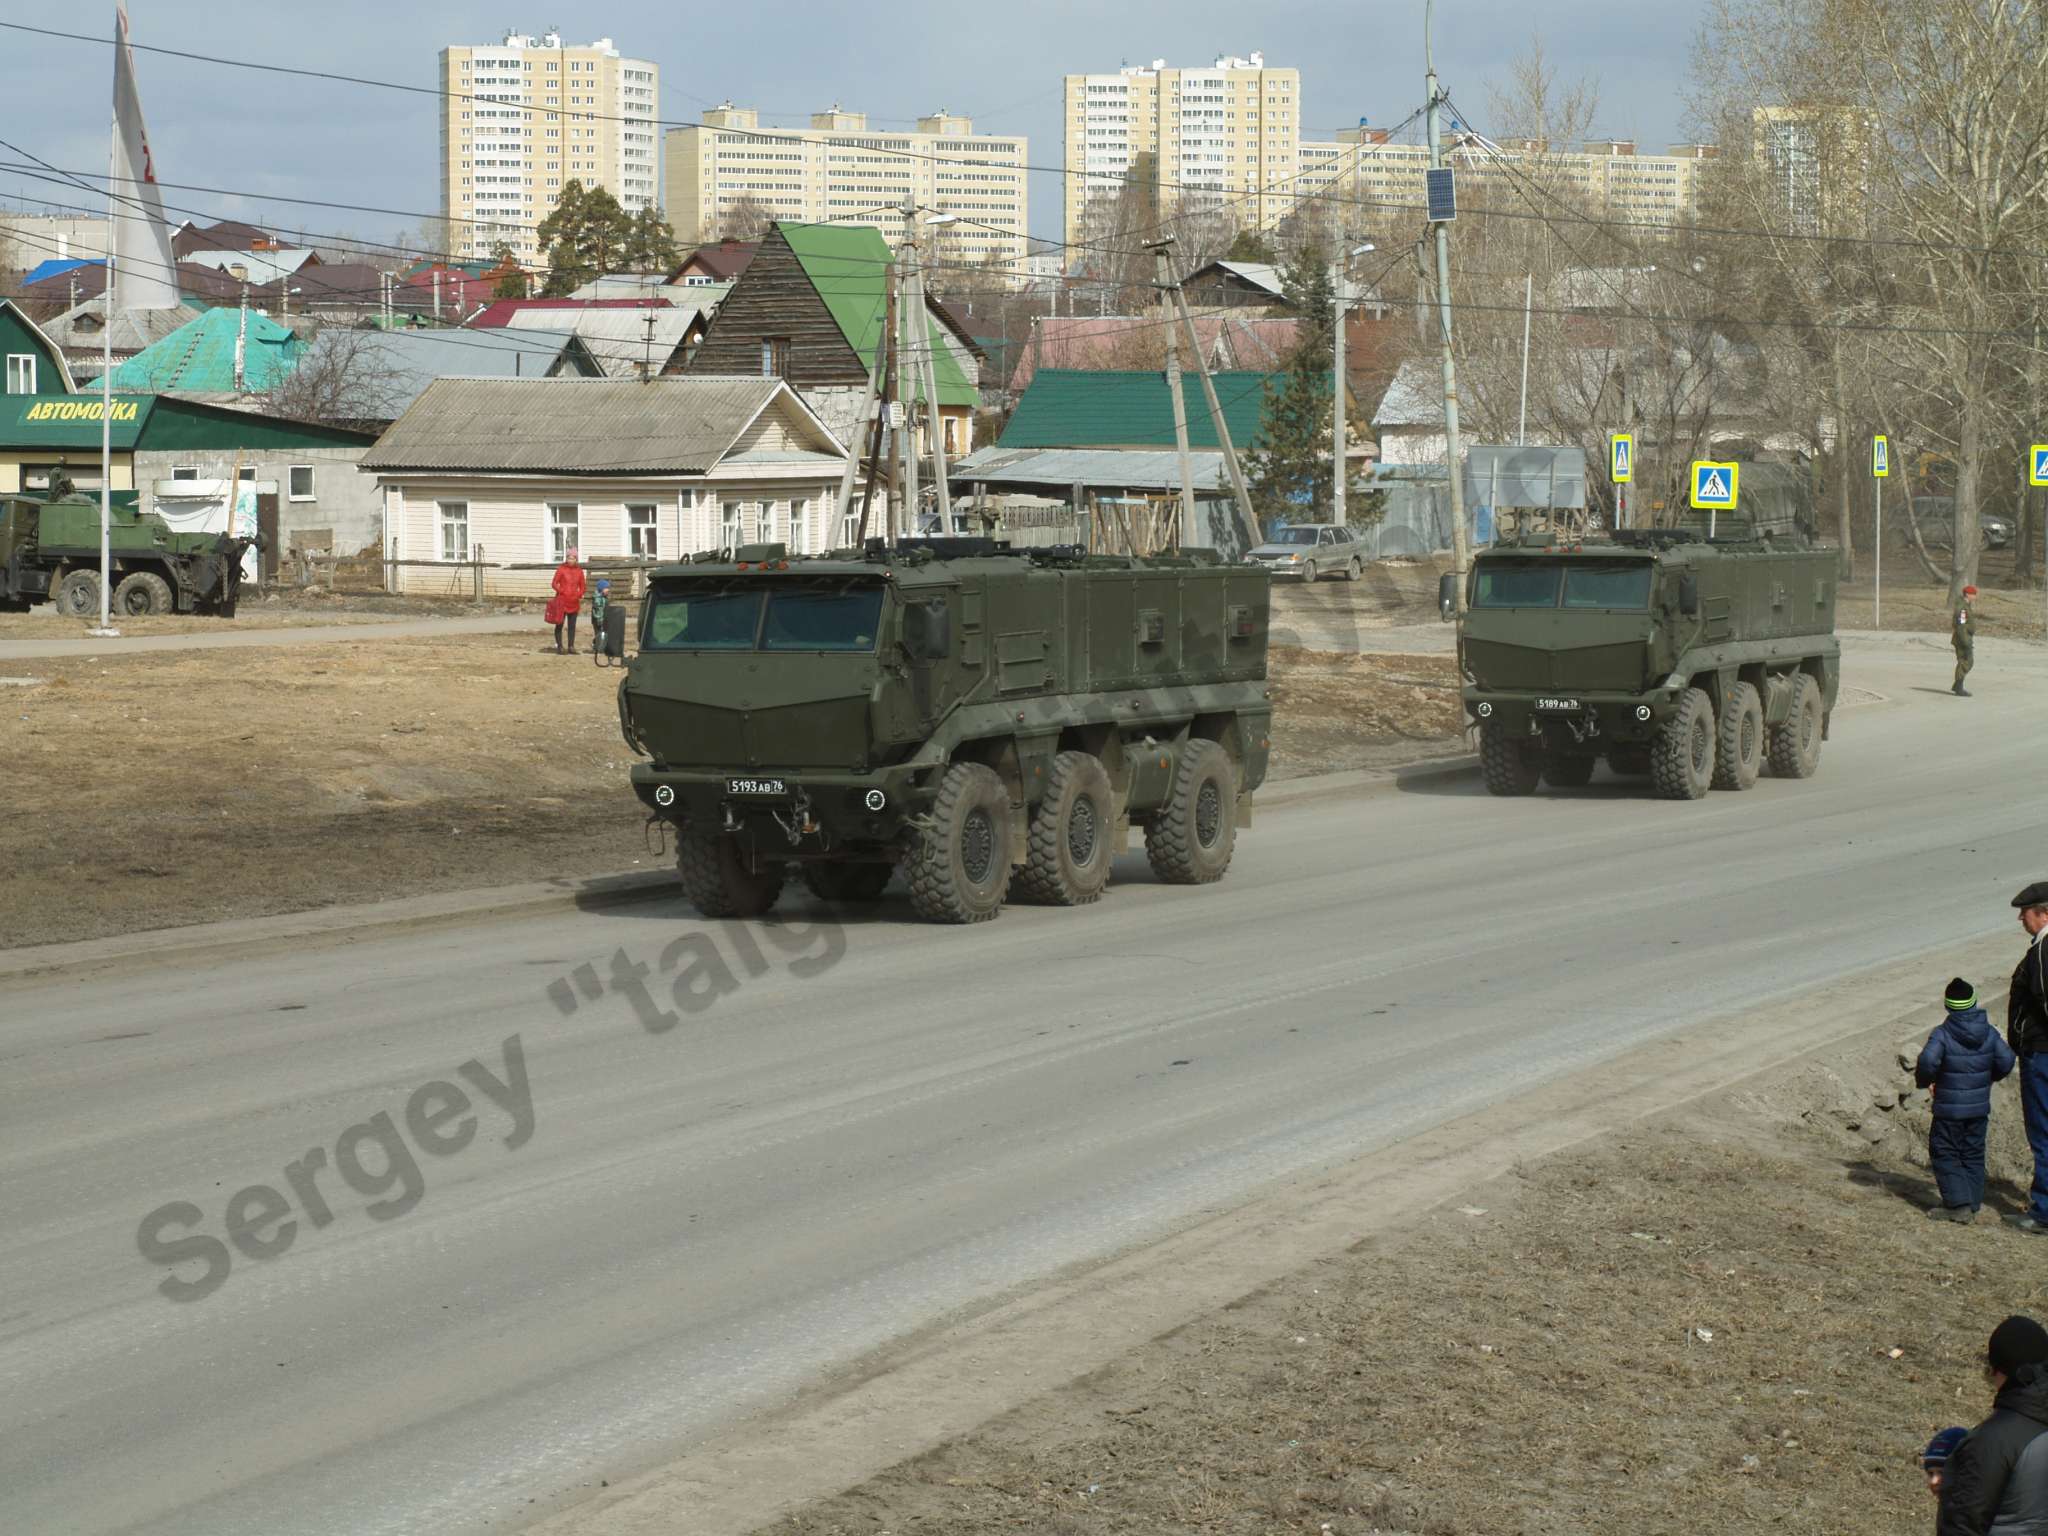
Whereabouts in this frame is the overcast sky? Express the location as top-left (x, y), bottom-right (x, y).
top-left (4, 0), bottom-right (1707, 257)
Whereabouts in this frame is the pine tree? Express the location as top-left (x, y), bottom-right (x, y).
top-left (1243, 245), bottom-right (1338, 528)
top-left (623, 206), bottom-right (681, 273)
top-left (1222, 227), bottom-right (1278, 266)
top-left (535, 180), bottom-right (634, 296)
top-left (487, 243), bottom-right (526, 301)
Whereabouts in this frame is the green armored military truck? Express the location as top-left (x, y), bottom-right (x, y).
top-left (0, 489), bottom-right (250, 617)
top-left (618, 538), bottom-right (1273, 924)
top-left (1449, 522), bottom-right (1839, 800)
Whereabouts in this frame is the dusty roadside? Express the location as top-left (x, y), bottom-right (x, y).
top-left (0, 614), bottom-right (1458, 949)
top-left (758, 989), bottom-right (2048, 1536)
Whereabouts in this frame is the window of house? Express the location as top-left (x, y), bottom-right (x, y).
top-left (237, 466), bottom-right (256, 483)
top-left (625, 502), bottom-right (659, 558)
top-left (171, 466), bottom-right (197, 481)
top-left (547, 502), bottom-right (580, 560)
top-left (288, 465), bottom-right (316, 501)
top-left (4, 354), bottom-right (35, 394)
top-left (438, 502), bottom-right (470, 562)
top-left (761, 337), bottom-right (791, 377)
top-left (721, 500), bottom-right (743, 554)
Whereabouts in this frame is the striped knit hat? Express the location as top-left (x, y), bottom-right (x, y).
top-left (1946, 977), bottom-right (1978, 1011)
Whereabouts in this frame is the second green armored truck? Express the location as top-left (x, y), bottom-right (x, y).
top-left (619, 539), bottom-right (1272, 924)
top-left (1450, 523), bottom-right (1840, 800)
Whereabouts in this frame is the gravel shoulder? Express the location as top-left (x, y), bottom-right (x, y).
top-left (754, 966), bottom-right (2048, 1536)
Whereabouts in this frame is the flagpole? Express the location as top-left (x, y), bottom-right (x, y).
top-left (93, 84), bottom-right (118, 637)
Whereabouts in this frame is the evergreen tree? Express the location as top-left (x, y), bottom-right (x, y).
top-left (623, 206), bottom-right (681, 272)
top-left (1243, 245), bottom-right (1339, 527)
top-left (487, 243), bottom-right (527, 301)
top-left (1222, 227), bottom-right (1278, 267)
top-left (535, 180), bottom-right (634, 296)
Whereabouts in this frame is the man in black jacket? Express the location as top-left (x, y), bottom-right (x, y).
top-left (1938, 1316), bottom-right (2048, 1535)
top-left (2003, 883), bottom-right (2048, 1234)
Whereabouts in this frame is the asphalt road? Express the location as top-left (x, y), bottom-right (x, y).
top-left (4, 631), bottom-right (2044, 1536)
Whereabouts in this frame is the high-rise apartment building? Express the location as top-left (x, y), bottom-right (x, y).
top-left (1062, 54), bottom-right (1302, 247)
top-left (662, 107), bottom-right (1028, 273)
top-left (1294, 126), bottom-right (1716, 229)
top-left (439, 32), bottom-right (659, 265)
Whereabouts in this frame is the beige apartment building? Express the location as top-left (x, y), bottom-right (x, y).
top-left (663, 107), bottom-right (1028, 272)
top-left (1062, 54), bottom-right (1303, 246)
top-left (1295, 126), bottom-right (1717, 228)
top-left (439, 32), bottom-right (659, 264)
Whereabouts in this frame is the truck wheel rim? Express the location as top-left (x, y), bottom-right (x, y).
top-left (961, 807), bottom-right (996, 884)
top-left (1742, 713), bottom-right (1758, 761)
top-left (1067, 794), bottom-right (1099, 865)
top-left (1195, 781), bottom-right (1223, 848)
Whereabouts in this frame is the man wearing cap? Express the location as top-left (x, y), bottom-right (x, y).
top-left (1937, 1315), bottom-right (2048, 1535)
top-left (1954, 584), bottom-right (1980, 696)
top-left (2006, 884), bottom-right (2048, 1233)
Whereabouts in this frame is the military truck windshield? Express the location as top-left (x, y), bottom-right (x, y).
top-left (1473, 561), bottom-right (1562, 607)
top-left (760, 589), bottom-right (884, 652)
top-left (642, 584), bottom-right (886, 652)
top-left (1561, 564), bottom-right (1652, 609)
top-left (644, 590), bottom-right (763, 650)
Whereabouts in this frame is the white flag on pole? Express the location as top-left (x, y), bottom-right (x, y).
top-left (111, 3), bottom-right (179, 310)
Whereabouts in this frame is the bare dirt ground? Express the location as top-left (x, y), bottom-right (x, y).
top-left (0, 614), bottom-right (1460, 949)
top-left (0, 586), bottom-right (523, 639)
top-left (762, 1020), bottom-right (2048, 1536)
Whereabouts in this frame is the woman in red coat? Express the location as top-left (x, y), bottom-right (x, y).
top-left (546, 548), bottom-right (587, 654)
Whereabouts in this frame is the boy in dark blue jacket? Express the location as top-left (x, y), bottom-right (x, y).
top-left (1919, 977), bottom-right (2018, 1221)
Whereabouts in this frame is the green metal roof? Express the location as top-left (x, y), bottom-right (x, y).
top-left (777, 221), bottom-right (974, 408)
top-left (998, 369), bottom-right (1278, 452)
top-left (100, 307), bottom-right (305, 394)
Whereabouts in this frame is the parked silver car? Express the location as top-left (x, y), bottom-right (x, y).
top-left (1244, 523), bottom-right (1369, 581)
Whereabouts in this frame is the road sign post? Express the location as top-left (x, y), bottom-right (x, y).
top-left (1689, 460), bottom-right (1738, 537)
top-left (1610, 432), bottom-right (1633, 530)
top-left (1873, 435), bottom-right (1888, 629)
top-left (2035, 446), bottom-right (2048, 641)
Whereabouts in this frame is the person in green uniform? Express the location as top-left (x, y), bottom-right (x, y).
top-left (1954, 583), bottom-right (1979, 696)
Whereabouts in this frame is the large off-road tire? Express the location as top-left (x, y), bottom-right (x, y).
top-left (1652, 687), bottom-right (1716, 801)
top-left (1015, 750), bottom-right (1113, 906)
top-left (1608, 745), bottom-right (1652, 777)
top-left (802, 862), bottom-right (893, 903)
top-left (114, 570), bottom-right (173, 617)
top-left (908, 762), bottom-right (1014, 924)
top-left (1713, 680), bottom-right (1764, 791)
top-left (1767, 671), bottom-right (1824, 780)
top-left (1145, 738), bottom-right (1238, 885)
top-left (1541, 751), bottom-right (1596, 788)
top-left (1480, 721), bottom-right (1542, 796)
top-left (54, 569), bottom-right (101, 619)
top-left (676, 833), bottom-right (784, 919)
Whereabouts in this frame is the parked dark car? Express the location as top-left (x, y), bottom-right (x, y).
top-left (1912, 496), bottom-right (2013, 550)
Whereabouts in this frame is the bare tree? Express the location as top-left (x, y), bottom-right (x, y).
top-left (715, 195), bottom-right (776, 242)
top-left (262, 327), bottom-right (409, 428)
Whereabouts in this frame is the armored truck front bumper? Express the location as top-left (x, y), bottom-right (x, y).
top-left (631, 762), bottom-right (933, 848)
top-left (1461, 679), bottom-right (1692, 744)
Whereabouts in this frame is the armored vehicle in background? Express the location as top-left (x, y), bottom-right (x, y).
top-left (1448, 517), bottom-right (1839, 800)
top-left (0, 490), bottom-right (250, 617)
top-left (619, 539), bottom-right (1272, 924)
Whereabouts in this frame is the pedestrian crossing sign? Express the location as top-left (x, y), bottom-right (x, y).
top-left (2032, 445), bottom-right (2048, 487)
top-left (1872, 435), bottom-right (1889, 478)
top-left (1610, 433), bottom-right (1633, 483)
top-left (1690, 461), bottom-right (1739, 510)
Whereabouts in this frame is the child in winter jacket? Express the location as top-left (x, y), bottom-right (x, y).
top-left (1917, 977), bottom-right (2018, 1221)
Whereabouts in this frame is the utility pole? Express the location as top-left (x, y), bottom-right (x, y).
top-left (1426, 0), bottom-right (1472, 612)
top-left (1333, 255), bottom-right (1348, 527)
top-left (235, 280), bottom-right (249, 394)
top-left (911, 210), bottom-right (955, 532)
top-left (895, 226), bottom-right (920, 539)
top-left (1167, 270), bottom-right (1258, 551)
top-left (886, 257), bottom-right (907, 542)
top-left (1150, 238), bottom-right (1196, 544)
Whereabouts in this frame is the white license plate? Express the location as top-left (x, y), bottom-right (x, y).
top-left (1534, 697), bottom-right (1583, 713)
top-left (726, 777), bottom-right (789, 796)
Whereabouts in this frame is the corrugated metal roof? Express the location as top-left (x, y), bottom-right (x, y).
top-left (953, 445), bottom-right (1231, 493)
top-left (100, 308), bottom-right (303, 393)
top-left (359, 375), bottom-right (821, 474)
top-left (348, 327), bottom-right (594, 417)
top-left (998, 369), bottom-right (1276, 452)
top-left (502, 304), bottom-right (711, 378)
